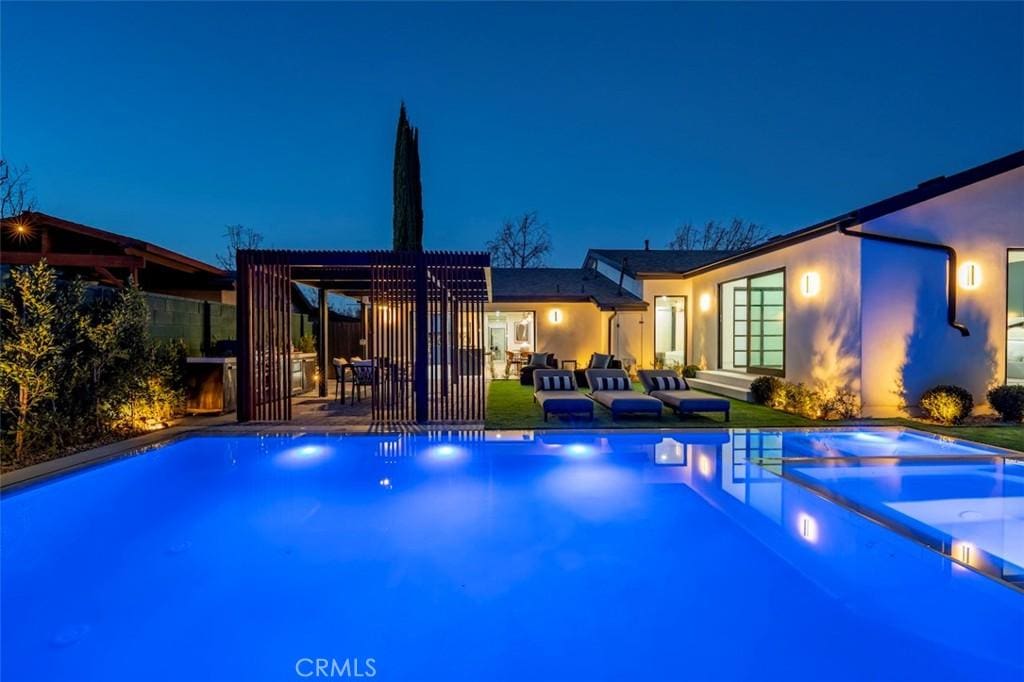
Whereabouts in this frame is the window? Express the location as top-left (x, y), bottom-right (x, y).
top-left (654, 296), bottom-right (687, 368)
top-left (719, 269), bottom-right (785, 375)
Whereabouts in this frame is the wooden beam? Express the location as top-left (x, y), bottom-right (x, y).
top-left (0, 252), bottom-right (145, 268)
top-left (124, 247), bottom-right (198, 273)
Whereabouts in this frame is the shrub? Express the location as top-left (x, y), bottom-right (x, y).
top-left (821, 388), bottom-right (860, 420)
top-left (783, 382), bottom-right (820, 419)
top-left (750, 375), bottom-right (781, 405)
top-left (919, 385), bottom-right (974, 424)
top-left (987, 385), bottom-right (1024, 422)
top-left (683, 364), bottom-right (700, 379)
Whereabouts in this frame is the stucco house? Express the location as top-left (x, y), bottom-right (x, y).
top-left (492, 150), bottom-right (1023, 416)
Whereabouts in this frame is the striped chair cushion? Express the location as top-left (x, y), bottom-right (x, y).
top-left (595, 376), bottom-right (629, 391)
top-left (541, 375), bottom-right (574, 391)
top-left (651, 375), bottom-right (687, 391)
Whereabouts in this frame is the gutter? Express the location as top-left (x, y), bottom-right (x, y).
top-left (836, 220), bottom-right (970, 337)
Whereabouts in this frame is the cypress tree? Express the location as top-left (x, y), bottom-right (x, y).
top-left (392, 103), bottom-right (423, 251)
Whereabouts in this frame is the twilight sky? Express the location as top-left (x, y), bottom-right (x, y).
top-left (2, 2), bottom-right (1021, 267)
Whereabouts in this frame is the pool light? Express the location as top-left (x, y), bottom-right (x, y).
top-left (276, 443), bottom-right (333, 468)
top-left (425, 443), bottom-right (467, 463)
top-left (566, 443), bottom-right (593, 457)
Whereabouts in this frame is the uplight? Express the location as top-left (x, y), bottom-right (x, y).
top-left (548, 308), bottom-right (563, 324)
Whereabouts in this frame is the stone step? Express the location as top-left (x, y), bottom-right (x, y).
top-left (693, 370), bottom-right (755, 390)
top-left (687, 378), bottom-right (753, 402)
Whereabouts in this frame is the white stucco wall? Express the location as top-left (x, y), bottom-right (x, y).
top-left (685, 231), bottom-right (864, 396)
top-left (484, 301), bottom-right (610, 367)
top-left (858, 165), bottom-right (1024, 415)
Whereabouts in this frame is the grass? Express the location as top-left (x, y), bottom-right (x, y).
top-left (485, 380), bottom-right (1024, 452)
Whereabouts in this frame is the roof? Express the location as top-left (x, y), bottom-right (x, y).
top-left (583, 249), bottom-right (737, 278)
top-left (2, 212), bottom-right (226, 276)
top-left (682, 149), bottom-right (1024, 278)
top-left (490, 267), bottom-right (647, 311)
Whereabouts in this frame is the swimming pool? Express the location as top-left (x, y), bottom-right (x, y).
top-left (2, 428), bottom-right (1021, 681)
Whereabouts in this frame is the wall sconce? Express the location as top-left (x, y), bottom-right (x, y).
top-left (548, 309), bottom-right (563, 324)
top-left (958, 262), bottom-right (980, 290)
top-left (800, 272), bottom-right (821, 297)
top-left (698, 293), bottom-right (711, 313)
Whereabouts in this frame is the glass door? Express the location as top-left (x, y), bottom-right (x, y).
top-left (654, 296), bottom-right (687, 369)
top-left (747, 270), bottom-right (785, 374)
top-left (718, 269), bottom-right (785, 376)
top-left (1008, 250), bottom-right (1024, 385)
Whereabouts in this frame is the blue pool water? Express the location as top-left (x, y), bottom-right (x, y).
top-left (2, 429), bottom-right (1021, 681)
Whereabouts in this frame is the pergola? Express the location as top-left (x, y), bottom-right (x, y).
top-left (236, 249), bottom-right (491, 424)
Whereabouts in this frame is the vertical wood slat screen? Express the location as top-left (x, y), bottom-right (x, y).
top-left (370, 251), bottom-right (417, 422)
top-left (236, 251), bottom-right (292, 422)
top-left (369, 251), bottom-right (487, 424)
top-left (240, 249), bottom-right (488, 424)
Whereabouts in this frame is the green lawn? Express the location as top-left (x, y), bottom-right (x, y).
top-left (485, 380), bottom-right (1024, 452)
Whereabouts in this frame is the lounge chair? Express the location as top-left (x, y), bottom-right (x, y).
top-left (574, 353), bottom-right (623, 388)
top-left (520, 352), bottom-right (558, 386)
top-left (637, 369), bottom-right (730, 421)
top-left (533, 369), bottom-right (593, 422)
top-left (584, 368), bottom-right (663, 419)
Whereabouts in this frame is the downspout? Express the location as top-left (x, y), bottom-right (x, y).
top-left (837, 221), bottom-right (970, 337)
top-left (607, 311), bottom-right (617, 355)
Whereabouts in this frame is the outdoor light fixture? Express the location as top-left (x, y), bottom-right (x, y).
top-left (800, 272), bottom-right (821, 297)
top-left (549, 309), bottom-right (563, 324)
top-left (698, 293), bottom-right (711, 312)
top-left (958, 262), bottom-right (981, 290)
top-left (697, 454), bottom-right (712, 478)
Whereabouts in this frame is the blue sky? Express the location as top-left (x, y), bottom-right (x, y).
top-left (2, 2), bottom-right (1021, 267)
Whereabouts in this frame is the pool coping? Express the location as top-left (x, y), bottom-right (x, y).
top-left (2, 423), bottom-right (1018, 493)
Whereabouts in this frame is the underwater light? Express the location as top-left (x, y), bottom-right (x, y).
top-left (566, 444), bottom-right (593, 457)
top-left (276, 443), bottom-right (333, 468)
top-left (425, 443), bottom-right (467, 462)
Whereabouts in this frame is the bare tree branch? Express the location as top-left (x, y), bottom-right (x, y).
top-left (667, 218), bottom-right (770, 251)
top-left (0, 159), bottom-right (37, 220)
top-left (486, 211), bottom-right (552, 268)
top-left (217, 224), bottom-right (264, 270)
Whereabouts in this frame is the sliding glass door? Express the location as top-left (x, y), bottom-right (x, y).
top-left (654, 296), bottom-right (687, 369)
top-left (719, 269), bottom-right (785, 375)
top-left (1009, 250), bottom-right (1024, 386)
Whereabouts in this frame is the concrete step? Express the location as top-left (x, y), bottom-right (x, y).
top-left (687, 377), bottom-right (753, 402)
top-left (693, 370), bottom-right (755, 390)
